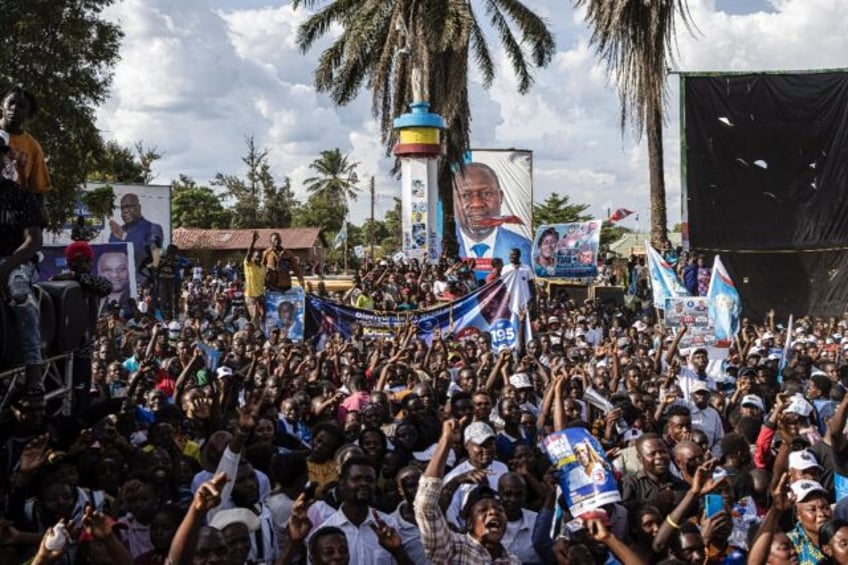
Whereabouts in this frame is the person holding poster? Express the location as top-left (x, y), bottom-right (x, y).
top-left (534, 227), bottom-right (558, 276)
top-left (453, 163), bottom-right (530, 262)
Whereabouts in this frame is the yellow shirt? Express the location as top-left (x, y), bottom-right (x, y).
top-left (243, 259), bottom-right (266, 297)
top-left (9, 132), bottom-right (51, 193)
top-left (307, 459), bottom-right (338, 498)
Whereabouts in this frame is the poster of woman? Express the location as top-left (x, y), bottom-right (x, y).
top-left (531, 221), bottom-right (602, 279)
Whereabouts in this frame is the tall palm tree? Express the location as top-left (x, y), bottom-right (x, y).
top-left (574, 0), bottom-right (695, 247)
top-left (303, 148), bottom-right (361, 211)
top-left (293, 0), bottom-right (555, 256)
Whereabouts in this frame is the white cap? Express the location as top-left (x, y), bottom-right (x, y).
top-left (463, 422), bottom-right (496, 445)
top-left (209, 508), bottom-right (260, 532)
top-left (691, 381), bottom-right (711, 394)
top-left (216, 366), bottom-right (234, 378)
top-left (789, 479), bottom-right (828, 502)
top-left (632, 320), bottom-right (648, 332)
top-left (740, 394), bottom-right (765, 412)
top-left (788, 449), bottom-right (822, 472)
top-left (763, 332), bottom-right (775, 340)
top-left (766, 353), bottom-right (781, 361)
top-left (622, 428), bottom-right (643, 442)
top-left (509, 373), bottom-right (533, 389)
top-left (785, 394), bottom-right (813, 417)
top-left (168, 320), bottom-right (181, 331)
top-left (547, 316), bottom-right (560, 324)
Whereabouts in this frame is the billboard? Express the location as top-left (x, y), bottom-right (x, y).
top-left (45, 183), bottom-right (171, 286)
top-left (531, 221), bottom-right (601, 278)
top-left (664, 297), bottom-right (715, 348)
top-left (453, 150), bottom-right (532, 272)
top-left (264, 287), bottom-right (306, 342)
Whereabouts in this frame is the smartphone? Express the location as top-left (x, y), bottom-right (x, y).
top-left (303, 481), bottom-right (318, 501)
top-left (704, 493), bottom-right (723, 518)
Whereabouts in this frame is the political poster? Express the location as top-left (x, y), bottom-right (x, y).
top-left (305, 270), bottom-right (532, 351)
top-left (542, 428), bottom-right (620, 517)
top-left (453, 150), bottom-right (533, 275)
top-left (46, 183), bottom-right (172, 286)
top-left (38, 242), bottom-right (137, 317)
top-left (265, 287), bottom-right (306, 341)
top-left (664, 297), bottom-right (716, 348)
top-left (402, 158), bottom-right (441, 263)
top-left (531, 221), bottom-right (602, 279)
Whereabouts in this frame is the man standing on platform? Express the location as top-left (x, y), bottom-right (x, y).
top-left (262, 232), bottom-right (304, 292)
top-left (244, 231), bottom-right (266, 326)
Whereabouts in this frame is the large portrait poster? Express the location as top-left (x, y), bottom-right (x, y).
top-left (45, 183), bottom-right (171, 286)
top-left (542, 428), bottom-right (620, 517)
top-left (265, 287), bottom-right (306, 341)
top-left (39, 243), bottom-right (137, 316)
top-left (531, 221), bottom-right (601, 278)
top-left (664, 297), bottom-right (715, 348)
top-left (453, 150), bottom-right (532, 273)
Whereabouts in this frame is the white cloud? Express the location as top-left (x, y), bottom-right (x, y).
top-left (94, 0), bottom-right (848, 229)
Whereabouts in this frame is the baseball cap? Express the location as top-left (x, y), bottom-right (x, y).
top-left (691, 381), bottom-right (711, 394)
top-left (463, 422), bottom-right (496, 445)
top-left (785, 394), bottom-right (813, 418)
top-left (788, 449), bottom-right (822, 472)
top-left (547, 316), bottom-right (560, 324)
top-left (740, 394), bottom-right (765, 412)
top-left (789, 480), bottom-right (828, 502)
top-left (509, 373), bottom-right (533, 390)
top-left (216, 366), bottom-right (234, 379)
top-left (209, 508), bottom-right (260, 532)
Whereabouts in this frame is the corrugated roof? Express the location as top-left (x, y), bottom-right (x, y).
top-left (172, 228), bottom-right (323, 251)
top-left (609, 232), bottom-right (682, 256)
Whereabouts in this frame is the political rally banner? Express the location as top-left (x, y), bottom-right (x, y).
top-left (707, 255), bottom-right (742, 347)
top-left (47, 183), bottom-right (172, 286)
top-left (531, 221), bottom-right (601, 279)
top-left (402, 158), bottom-right (441, 263)
top-left (664, 297), bottom-right (715, 348)
top-left (39, 242), bottom-right (138, 316)
top-left (453, 150), bottom-right (533, 274)
top-left (645, 242), bottom-right (688, 309)
top-left (265, 287), bottom-right (306, 341)
top-left (541, 428), bottom-right (620, 517)
top-left (305, 270), bottom-right (531, 350)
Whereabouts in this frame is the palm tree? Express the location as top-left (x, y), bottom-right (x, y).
top-left (303, 148), bottom-right (361, 211)
top-left (574, 0), bottom-right (695, 247)
top-left (292, 0), bottom-right (555, 256)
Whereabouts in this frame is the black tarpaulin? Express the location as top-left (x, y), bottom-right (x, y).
top-left (683, 71), bottom-right (848, 318)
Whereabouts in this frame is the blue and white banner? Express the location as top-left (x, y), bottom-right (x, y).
top-left (333, 222), bottom-right (348, 250)
top-left (305, 271), bottom-right (531, 351)
top-left (707, 255), bottom-right (741, 347)
top-left (265, 287), bottom-right (306, 341)
top-left (542, 428), bottom-right (620, 517)
top-left (531, 221), bottom-right (602, 279)
top-left (645, 242), bottom-right (688, 309)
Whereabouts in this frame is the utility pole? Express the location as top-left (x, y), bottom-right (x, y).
top-left (370, 176), bottom-right (375, 260)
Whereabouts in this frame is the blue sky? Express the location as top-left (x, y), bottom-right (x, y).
top-left (97, 0), bottom-right (848, 230)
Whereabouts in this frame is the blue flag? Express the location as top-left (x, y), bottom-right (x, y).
top-left (645, 242), bottom-right (687, 309)
top-left (707, 255), bottom-right (741, 347)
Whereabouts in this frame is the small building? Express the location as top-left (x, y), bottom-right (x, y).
top-left (172, 227), bottom-right (326, 272)
top-left (609, 232), bottom-right (682, 258)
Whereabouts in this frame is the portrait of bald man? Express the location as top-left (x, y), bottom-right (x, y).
top-left (108, 192), bottom-right (163, 281)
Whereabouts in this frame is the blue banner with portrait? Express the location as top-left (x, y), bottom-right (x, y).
top-left (542, 428), bottom-right (620, 517)
top-left (265, 287), bottom-right (306, 341)
top-left (305, 271), bottom-right (531, 351)
top-left (531, 221), bottom-right (602, 279)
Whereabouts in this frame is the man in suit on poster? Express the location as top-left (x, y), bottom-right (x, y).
top-left (453, 162), bottom-right (531, 261)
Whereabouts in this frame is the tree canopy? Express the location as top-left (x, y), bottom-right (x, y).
top-left (0, 0), bottom-right (123, 231)
top-left (533, 193), bottom-right (592, 230)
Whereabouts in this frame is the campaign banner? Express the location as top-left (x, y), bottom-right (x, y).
top-left (265, 287), bottom-right (306, 341)
top-left (39, 243), bottom-right (137, 316)
top-left (45, 183), bottom-right (172, 286)
top-left (664, 297), bottom-right (715, 348)
top-left (531, 221), bottom-right (601, 278)
top-left (645, 242), bottom-right (689, 309)
top-left (453, 150), bottom-right (532, 274)
top-left (707, 255), bottom-right (742, 347)
top-left (305, 270), bottom-right (531, 350)
top-left (542, 428), bottom-right (620, 517)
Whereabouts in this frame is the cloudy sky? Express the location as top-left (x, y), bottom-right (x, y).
top-left (95, 0), bottom-right (848, 229)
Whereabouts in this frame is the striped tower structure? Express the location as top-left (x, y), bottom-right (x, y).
top-left (393, 101), bottom-right (445, 264)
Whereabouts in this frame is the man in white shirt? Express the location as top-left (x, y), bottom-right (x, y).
top-left (389, 466), bottom-right (428, 565)
top-left (307, 456), bottom-right (412, 564)
top-left (442, 422), bottom-right (509, 527)
top-left (688, 381), bottom-right (724, 458)
top-left (498, 473), bottom-right (541, 563)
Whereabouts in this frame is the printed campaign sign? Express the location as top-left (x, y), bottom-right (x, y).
top-left (542, 428), bottom-right (620, 517)
top-left (664, 297), bottom-right (716, 348)
top-left (531, 221), bottom-right (602, 278)
top-left (305, 270), bottom-right (532, 351)
top-left (265, 287), bottom-right (306, 341)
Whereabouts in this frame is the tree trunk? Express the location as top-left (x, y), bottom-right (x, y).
top-left (647, 100), bottom-right (668, 248)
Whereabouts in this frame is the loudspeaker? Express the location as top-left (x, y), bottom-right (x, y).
top-left (35, 281), bottom-right (87, 354)
top-left (593, 285), bottom-right (625, 306)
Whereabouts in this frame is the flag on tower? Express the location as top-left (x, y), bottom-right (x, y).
top-left (607, 208), bottom-right (634, 223)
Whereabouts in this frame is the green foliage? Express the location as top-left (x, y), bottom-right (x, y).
top-left (81, 184), bottom-right (116, 219)
top-left (0, 0), bottom-right (122, 231)
top-left (380, 197), bottom-right (402, 253)
top-left (304, 148), bottom-right (361, 210)
top-left (213, 136), bottom-right (299, 229)
top-left (171, 175), bottom-right (232, 229)
top-left (532, 194), bottom-right (592, 230)
top-left (600, 224), bottom-right (631, 248)
top-left (87, 140), bottom-right (161, 184)
top-left (292, 192), bottom-right (346, 234)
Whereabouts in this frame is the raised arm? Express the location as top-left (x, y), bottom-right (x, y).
top-left (168, 473), bottom-right (228, 564)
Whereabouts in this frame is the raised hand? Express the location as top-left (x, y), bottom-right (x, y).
top-left (193, 472), bottom-right (228, 512)
top-left (238, 389), bottom-right (264, 432)
top-left (460, 469), bottom-right (489, 486)
top-left (585, 518), bottom-right (611, 543)
top-left (82, 505), bottom-right (114, 540)
top-left (688, 458), bottom-right (725, 496)
top-left (286, 493), bottom-right (313, 543)
top-left (20, 434), bottom-right (51, 475)
top-left (369, 509), bottom-right (402, 552)
top-left (771, 472), bottom-right (795, 512)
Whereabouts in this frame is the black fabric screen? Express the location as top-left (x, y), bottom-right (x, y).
top-left (684, 71), bottom-right (848, 317)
